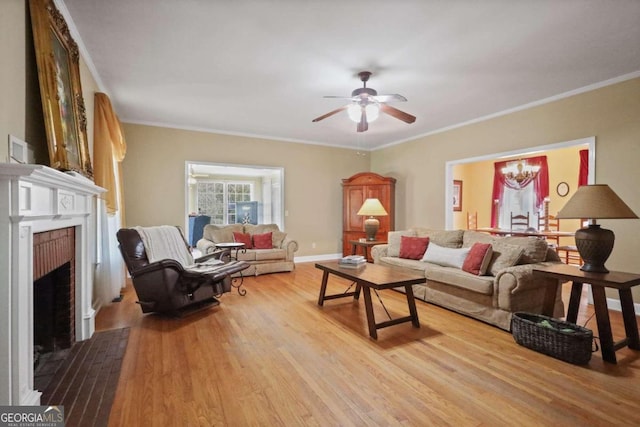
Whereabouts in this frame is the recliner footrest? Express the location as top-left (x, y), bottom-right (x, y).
top-left (185, 260), bottom-right (250, 281)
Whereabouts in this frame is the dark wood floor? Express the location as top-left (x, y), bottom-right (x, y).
top-left (97, 262), bottom-right (640, 426)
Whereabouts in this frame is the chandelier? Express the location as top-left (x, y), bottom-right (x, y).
top-left (501, 160), bottom-right (540, 184)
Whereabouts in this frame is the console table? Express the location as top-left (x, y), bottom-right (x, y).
top-left (533, 264), bottom-right (640, 364)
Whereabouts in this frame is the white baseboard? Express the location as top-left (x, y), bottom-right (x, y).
top-left (604, 296), bottom-right (640, 314)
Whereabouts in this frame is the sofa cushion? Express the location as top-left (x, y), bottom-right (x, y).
top-left (500, 236), bottom-right (549, 264)
top-left (387, 230), bottom-right (417, 257)
top-left (425, 264), bottom-right (494, 295)
top-left (378, 256), bottom-right (427, 273)
top-left (237, 250), bottom-right (257, 261)
top-left (421, 243), bottom-right (471, 269)
top-left (462, 243), bottom-right (493, 276)
top-left (253, 232), bottom-right (272, 249)
top-left (400, 236), bottom-right (430, 260)
top-left (412, 228), bottom-right (464, 248)
top-left (254, 248), bottom-right (286, 261)
top-left (203, 224), bottom-right (243, 243)
top-left (488, 242), bottom-right (524, 275)
top-left (233, 231), bottom-right (253, 249)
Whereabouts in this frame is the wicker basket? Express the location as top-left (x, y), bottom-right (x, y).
top-left (511, 312), bottom-right (593, 365)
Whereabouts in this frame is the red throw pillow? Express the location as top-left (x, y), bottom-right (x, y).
top-left (399, 236), bottom-right (430, 260)
top-left (232, 231), bottom-right (253, 249)
top-left (252, 232), bottom-right (273, 249)
top-left (462, 243), bottom-right (493, 275)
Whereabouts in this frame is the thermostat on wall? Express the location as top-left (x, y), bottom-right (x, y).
top-left (8, 135), bottom-right (33, 164)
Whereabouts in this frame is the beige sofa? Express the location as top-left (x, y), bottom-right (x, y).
top-left (196, 223), bottom-right (298, 276)
top-left (371, 228), bottom-right (565, 331)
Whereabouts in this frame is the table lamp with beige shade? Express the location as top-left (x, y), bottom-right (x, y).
top-left (357, 198), bottom-right (388, 241)
top-left (557, 184), bottom-right (638, 273)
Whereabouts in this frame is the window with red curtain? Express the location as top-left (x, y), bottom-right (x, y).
top-left (490, 156), bottom-right (549, 228)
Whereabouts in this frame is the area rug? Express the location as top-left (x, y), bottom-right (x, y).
top-left (40, 327), bottom-right (130, 427)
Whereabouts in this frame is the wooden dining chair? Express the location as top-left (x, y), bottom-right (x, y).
top-left (537, 213), bottom-right (583, 265)
top-left (510, 212), bottom-right (530, 230)
top-left (466, 212), bottom-right (478, 230)
top-left (537, 213), bottom-right (561, 247)
top-left (556, 245), bottom-right (583, 266)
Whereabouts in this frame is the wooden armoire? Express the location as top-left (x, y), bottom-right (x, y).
top-left (342, 172), bottom-right (396, 256)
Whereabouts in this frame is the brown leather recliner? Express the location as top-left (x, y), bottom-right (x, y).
top-left (117, 227), bottom-right (249, 315)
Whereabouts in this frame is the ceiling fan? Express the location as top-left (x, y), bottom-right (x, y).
top-left (312, 71), bottom-right (416, 132)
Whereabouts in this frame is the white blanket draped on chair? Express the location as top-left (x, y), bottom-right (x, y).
top-left (135, 225), bottom-right (194, 267)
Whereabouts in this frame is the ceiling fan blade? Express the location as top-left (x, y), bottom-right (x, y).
top-left (323, 95), bottom-right (355, 99)
top-left (357, 112), bottom-right (368, 132)
top-left (312, 105), bottom-right (348, 122)
top-left (372, 94), bottom-right (407, 103)
top-left (380, 104), bottom-right (416, 124)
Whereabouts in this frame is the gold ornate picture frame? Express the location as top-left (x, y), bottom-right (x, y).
top-left (29, 0), bottom-right (93, 178)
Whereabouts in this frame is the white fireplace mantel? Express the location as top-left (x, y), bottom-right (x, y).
top-left (0, 164), bottom-right (105, 405)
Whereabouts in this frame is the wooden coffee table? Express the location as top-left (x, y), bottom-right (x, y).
top-left (315, 261), bottom-right (426, 339)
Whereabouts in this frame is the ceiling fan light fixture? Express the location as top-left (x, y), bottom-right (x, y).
top-left (365, 103), bottom-right (380, 122)
top-left (347, 103), bottom-right (362, 122)
top-left (347, 103), bottom-right (380, 123)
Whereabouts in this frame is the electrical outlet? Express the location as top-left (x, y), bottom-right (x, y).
top-left (311, 242), bottom-right (316, 248)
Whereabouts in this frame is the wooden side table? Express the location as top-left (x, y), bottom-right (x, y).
top-left (349, 240), bottom-right (387, 263)
top-left (533, 264), bottom-right (640, 364)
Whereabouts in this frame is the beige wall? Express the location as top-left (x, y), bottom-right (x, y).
top-left (0, 1), bottom-right (26, 161)
top-left (372, 77), bottom-right (640, 299)
top-left (121, 123), bottom-right (369, 256)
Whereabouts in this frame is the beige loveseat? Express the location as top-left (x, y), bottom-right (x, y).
top-left (196, 224), bottom-right (298, 276)
top-left (371, 228), bottom-right (565, 331)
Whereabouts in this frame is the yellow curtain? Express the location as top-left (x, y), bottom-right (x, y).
top-left (93, 92), bottom-right (127, 217)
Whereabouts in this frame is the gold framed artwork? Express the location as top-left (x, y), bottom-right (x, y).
top-left (29, 0), bottom-right (93, 178)
top-left (453, 180), bottom-right (462, 212)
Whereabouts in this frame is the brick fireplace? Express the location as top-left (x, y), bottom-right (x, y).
top-left (0, 164), bottom-right (105, 405)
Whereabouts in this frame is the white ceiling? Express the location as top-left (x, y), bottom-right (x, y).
top-left (61, 0), bottom-right (640, 150)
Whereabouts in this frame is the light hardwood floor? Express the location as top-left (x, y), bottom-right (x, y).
top-left (98, 262), bottom-right (640, 426)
